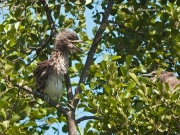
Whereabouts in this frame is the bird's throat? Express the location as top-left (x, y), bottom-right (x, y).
top-left (49, 51), bottom-right (69, 75)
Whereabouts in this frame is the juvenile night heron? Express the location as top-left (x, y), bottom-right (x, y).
top-left (33, 29), bottom-right (83, 101)
top-left (142, 71), bottom-right (180, 92)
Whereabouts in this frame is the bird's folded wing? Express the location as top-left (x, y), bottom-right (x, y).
top-left (33, 60), bottom-right (50, 93)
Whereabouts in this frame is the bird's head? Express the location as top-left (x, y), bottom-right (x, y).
top-left (142, 70), bottom-right (175, 82)
top-left (141, 71), bottom-right (159, 77)
top-left (54, 29), bottom-right (83, 53)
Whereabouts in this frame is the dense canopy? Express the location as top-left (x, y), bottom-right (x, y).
top-left (0, 0), bottom-right (180, 134)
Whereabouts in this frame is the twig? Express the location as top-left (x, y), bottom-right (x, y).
top-left (109, 20), bottom-right (144, 35)
top-left (76, 116), bottom-right (102, 124)
top-left (74, 0), bottom-right (114, 106)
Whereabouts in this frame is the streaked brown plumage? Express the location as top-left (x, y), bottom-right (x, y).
top-left (142, 71), bottom-right (180, 92)
top-left (33, 29), bottom-right (83, 101)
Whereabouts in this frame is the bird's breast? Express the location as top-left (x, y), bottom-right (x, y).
top-left (44, 74), bottom-right (63, 101)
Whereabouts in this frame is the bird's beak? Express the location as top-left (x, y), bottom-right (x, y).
top-left (71, 44), bottom-right (83, 53)
top-left (70, 40), bottom-right (87, 44)
top-left (68, 40), bottom-right (85, 53)
top-left (141, 73), bottom-right (153, 77)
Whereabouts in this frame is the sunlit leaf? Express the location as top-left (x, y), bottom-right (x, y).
top-left (104, 84), bottom-right (110, 94)
top-left (85, 0), bottom-right (92, 5)
top-left (129, 73), bottom-right (138, 83)
top-left (0, 109), bottom-right (6, 120)
top-left (103, 54), bottom-right (110, 61)
top-left (112, 55), bottom-right (121, 61)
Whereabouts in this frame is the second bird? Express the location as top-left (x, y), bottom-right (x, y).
top-left (142, 71), bottom-right (180, 92)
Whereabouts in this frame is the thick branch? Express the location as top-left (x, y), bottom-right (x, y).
top-left (74, 0), bottom-right (114, 105)
top-left (76, 116), bottom-right (102, 124)
top-left (65, 73), bottom-right (73, 101)
top-left (14, 84), bottom-right (68, 116)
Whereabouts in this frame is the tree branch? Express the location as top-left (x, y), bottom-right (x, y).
top-left (74, 0), bottom-right (114, 106)
top-left (109, 20), bottom-right (145, 35)
top-left (76, 116), bottom-right (102, 124)
top-left (65, 73), bottom-right (73, 101)
top-left (27, 0), bottom-right (58, 66)
top-left (39, 0), bottom-right (57, 35)
top-left (14, 83), bottom-right (68, 116)
top-left (26, 35), bottom-right (53, 66)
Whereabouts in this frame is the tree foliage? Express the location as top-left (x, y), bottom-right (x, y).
top-left (0, 0), bottom-right (180, 134)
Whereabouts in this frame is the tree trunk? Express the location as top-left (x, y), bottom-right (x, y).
top-left (66, 110), bottom-right (76, 135)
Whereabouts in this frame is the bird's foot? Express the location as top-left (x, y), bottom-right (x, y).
top-left (66, 100), bottom-right (75, 110)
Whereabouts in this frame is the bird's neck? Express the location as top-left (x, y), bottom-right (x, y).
top-left (49, 50), bottom-right (69, 75)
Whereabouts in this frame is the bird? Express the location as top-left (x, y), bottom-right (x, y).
top-left (142, 71), bottom-right (180, 92)
top-left (33, 29), bottom-right (83, 101)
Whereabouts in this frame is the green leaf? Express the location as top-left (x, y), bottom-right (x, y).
top-left (128, 108), bottom-right (136, 114)
top-left (103, 54), bottom-right (110, 61)
top-left (137, 89), bottom-right (144, 97)
top-left (10, 114), bottom-right (21, 124)
top-left (0, 109), bottom-right (6, 120)
top-left (135, 102), bottom-right (144, 112)
top-left (140, 84), bottom-right (147, 96)
top-left (9, 39), bottom-right (16, 47)
top-left (62, 124), bottom-right (68, 133)
top-left (126, 55), bottom-right (133, 67)
top-left (0, 24), bottom-right (4, 32)
top-left (86, 4), bottom-right (94, 9)
top-left (156, 82), bottom-right (163, 93)
top-left (124, 92), bottom-right (131, 99)
top-left (127, 81), bottom-right (136, 90)
top-left (0, 121), bottom-right (9, 130)
top-left (24, 121), bottom-right (36, 127)
top-left (120, 65), bottom-right (128, 77)
top-left (4, 24), bottom-right (12, 33)
top-left (121, 8), bottom-right (132, 14)
top-left (0, 83), bottom-right (6, 91)
top-left (158, 107), bottom-right (166, 116)
top-left (80, 83), bottom-right (86, 91)
top-left (94, 72), bottom-right (103, 77)
top-left (129, 73), bottom-right (138, 83)
top-left (104, 84), bottom-right (110, 94)
top-left (111, 55), bottom-right (121, 61)
top-left (46, 118), bottom-right (58, 125)
top-left (14, 22), bottom-right (21, 30)
top-left (65, 18), bottom-right (73, 27)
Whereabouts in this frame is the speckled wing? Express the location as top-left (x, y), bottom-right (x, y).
top-left (33, 60), bottom-right (50, 93)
